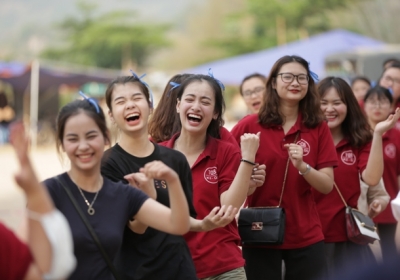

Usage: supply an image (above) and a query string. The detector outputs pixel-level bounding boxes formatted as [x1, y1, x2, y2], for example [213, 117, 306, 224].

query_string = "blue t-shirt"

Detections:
[44, 172, 149, 280]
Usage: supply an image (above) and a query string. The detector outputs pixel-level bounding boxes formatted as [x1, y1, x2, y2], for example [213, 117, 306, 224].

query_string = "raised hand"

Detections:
[124, 173, 157, 199]
[139, 160, 179, 183]
[284, 143, 304, 170]
[240, 132, 260, 163]
[375, 107, 400, 135]
[201, 205, 238, 231]
[9, 121, 38, 194]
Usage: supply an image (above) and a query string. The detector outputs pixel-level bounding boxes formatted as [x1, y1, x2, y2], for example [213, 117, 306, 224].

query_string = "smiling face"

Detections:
[273, 62, 308, 104]
[108, 82, 151, 135]
[176, 80, 218, 136]
[364, 94, 392, 124]
[62, 111, 107, 173]
[241, 77, 265, 113]
[320, 87, 347, 131]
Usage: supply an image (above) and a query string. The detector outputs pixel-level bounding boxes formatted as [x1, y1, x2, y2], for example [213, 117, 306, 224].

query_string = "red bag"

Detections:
[345, 206, 379, 245]
[335, 184, 380, 245]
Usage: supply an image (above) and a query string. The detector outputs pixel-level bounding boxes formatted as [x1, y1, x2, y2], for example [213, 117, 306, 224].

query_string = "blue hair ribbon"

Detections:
[307, 62, 319, 82]
[79, 91, 100, 113]
[207, 68, 225, 91]
[167, 81, 181, 97]
[130, 70, 154, 107]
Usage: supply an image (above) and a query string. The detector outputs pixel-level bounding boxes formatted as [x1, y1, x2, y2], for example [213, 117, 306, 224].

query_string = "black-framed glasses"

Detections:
[277, 73, 309, 85]
[242, 86, 266, 98]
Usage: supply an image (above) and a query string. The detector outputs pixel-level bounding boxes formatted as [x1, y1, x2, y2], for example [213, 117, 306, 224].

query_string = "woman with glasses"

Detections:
[315, 78, 400, 279]
[239, 73, 267, 114]
[364, 86, 400, 264]
[231, 55, 338, 280]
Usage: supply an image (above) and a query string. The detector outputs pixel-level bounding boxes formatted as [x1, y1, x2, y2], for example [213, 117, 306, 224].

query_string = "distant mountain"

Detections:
[0, 0, 200, 59]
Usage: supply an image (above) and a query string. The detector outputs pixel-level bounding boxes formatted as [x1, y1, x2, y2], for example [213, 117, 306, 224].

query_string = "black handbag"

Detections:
[238, 133, 298, 245]
[334, 183, 380, 245]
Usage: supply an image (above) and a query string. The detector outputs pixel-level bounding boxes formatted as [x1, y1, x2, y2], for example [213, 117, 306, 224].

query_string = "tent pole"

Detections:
[30, 59, 39, 148]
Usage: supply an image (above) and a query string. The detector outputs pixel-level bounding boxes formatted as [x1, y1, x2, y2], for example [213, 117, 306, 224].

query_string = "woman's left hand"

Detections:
[368, 199, 383, 218]
[284, 143, 304, 170]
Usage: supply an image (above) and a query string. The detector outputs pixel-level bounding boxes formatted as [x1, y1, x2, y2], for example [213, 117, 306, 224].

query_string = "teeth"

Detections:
[79, 154, 91, 159]
[126, 113, 139, 118]
[188, 114, 202, 120]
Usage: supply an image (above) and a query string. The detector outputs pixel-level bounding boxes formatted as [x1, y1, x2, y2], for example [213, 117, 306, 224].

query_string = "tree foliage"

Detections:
[41, 2, 170, 69]
[212, 0, 365, 56]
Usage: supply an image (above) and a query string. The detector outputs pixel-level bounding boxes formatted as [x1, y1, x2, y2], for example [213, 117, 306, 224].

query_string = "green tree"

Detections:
[41, 1, 170, 69]
[212, 0, 365, 56]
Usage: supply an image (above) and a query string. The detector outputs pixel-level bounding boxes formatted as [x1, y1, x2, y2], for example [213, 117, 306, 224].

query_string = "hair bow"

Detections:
[307, 62, 319, 82]
[167, 81, 181, 97]
[207, 68, 225, 91]
[130, 70, 154, 107]
[79, 91, 100, 113]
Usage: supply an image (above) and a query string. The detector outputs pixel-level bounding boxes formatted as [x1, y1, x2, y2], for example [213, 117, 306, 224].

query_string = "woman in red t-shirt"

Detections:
[158, 73, 261, 279]
[315, 77, 400, 279]
[363, 86, 400, 263]
[231, 55, 338, 280]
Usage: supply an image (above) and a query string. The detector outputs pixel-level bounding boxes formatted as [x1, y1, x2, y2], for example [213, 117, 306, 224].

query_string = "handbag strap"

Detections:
[277, 132, 300, 207]
[333, 182, 348, 207]
[55, 176, 120, 280]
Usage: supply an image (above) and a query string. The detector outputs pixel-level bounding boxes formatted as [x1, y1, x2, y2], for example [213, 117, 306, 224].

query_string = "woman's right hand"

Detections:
[201, 205, 238, 231]
[9, 121, 37, 194]
[240, 132, 260, 162]
[124, 173, 157, 200]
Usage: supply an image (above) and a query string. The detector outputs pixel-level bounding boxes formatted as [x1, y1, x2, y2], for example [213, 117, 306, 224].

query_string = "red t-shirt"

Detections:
[219, 126, 237, 145]
[231, 114, 338, 249]
[0, 223, 33, 280]
[313, 140, 370, 242]
[160, 134, 245, 278]
[374, 128, 400, 224]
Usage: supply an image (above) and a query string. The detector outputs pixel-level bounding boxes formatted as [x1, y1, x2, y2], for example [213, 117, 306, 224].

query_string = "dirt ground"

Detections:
[0, 144, 67, 239]
[1, 144, 399, 261]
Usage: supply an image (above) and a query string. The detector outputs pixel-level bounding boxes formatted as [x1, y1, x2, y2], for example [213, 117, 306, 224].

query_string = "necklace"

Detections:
[77, 187, 99, 215]
[72, 177, 102, 215]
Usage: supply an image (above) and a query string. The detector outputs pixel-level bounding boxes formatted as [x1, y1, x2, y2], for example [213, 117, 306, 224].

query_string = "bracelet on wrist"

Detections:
[241, 159, 256, 166]
[299, 163, 311, 176]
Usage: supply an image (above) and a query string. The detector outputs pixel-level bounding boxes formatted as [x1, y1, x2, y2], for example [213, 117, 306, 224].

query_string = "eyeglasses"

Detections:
[383, 75, 400, 84]
[277, 73, 309, 85]
[242, 86, 265, 98]
[365, 100, 391, 108]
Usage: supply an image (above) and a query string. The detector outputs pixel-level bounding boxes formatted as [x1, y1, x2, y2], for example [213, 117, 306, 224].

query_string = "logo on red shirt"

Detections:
[341, 150, 356, 165]
[395, 122, 400, 131]
[296, 139, 310, 156]
[385, 143, 396, 159]
[204, 167, 218, 184]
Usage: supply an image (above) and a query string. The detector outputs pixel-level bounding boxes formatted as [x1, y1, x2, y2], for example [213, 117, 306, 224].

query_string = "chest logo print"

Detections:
[204, 167, 218, 184]
[385, 143, 396, 159]
[341, 150, 356, 165]
[154, 179, 168, 189]
[296, 139, 310, 156]
[395, 122, 400, 131]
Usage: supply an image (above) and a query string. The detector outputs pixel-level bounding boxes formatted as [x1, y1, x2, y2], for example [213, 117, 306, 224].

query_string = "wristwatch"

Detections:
[299, 163, 311, 176]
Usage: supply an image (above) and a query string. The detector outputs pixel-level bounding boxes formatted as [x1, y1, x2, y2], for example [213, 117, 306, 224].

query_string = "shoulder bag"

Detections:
[237, 132, 299, 245]
[334, 182, 380, 245]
